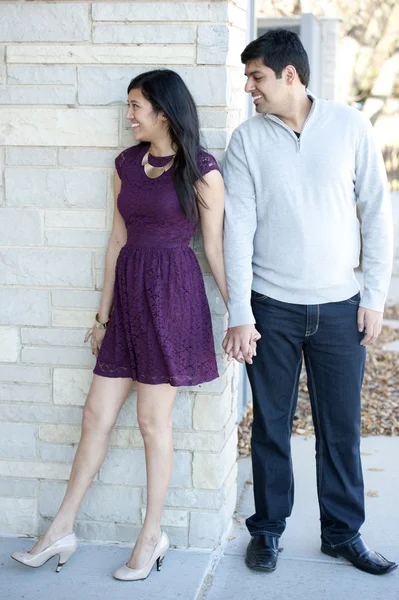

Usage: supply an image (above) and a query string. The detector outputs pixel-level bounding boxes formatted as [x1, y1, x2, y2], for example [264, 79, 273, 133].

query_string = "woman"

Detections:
[11, 69, 231, 581]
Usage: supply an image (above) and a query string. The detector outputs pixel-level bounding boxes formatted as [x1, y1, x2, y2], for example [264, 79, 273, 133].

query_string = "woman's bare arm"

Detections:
[198, 170, 260, 365]
[197, 170, 228, 307]
[85, 169, 127, 355]
[97, 169, 127, 323]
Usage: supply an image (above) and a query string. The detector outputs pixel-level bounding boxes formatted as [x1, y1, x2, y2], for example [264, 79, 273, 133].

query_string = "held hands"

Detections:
[357, 307, 383, 346]
[84, 326, 106, 357]
[222, 324, 261, 365]
[221, 307, 382, 359]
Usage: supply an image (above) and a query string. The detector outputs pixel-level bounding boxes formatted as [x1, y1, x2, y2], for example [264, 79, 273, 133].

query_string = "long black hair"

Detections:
[128, 69, 207, 221]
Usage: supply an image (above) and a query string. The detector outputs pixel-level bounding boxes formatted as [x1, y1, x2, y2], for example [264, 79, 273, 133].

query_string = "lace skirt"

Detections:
[94, 245, 219, 386]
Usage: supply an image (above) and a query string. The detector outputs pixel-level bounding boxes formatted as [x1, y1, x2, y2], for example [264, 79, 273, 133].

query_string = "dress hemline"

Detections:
[93, 367, 219, 388]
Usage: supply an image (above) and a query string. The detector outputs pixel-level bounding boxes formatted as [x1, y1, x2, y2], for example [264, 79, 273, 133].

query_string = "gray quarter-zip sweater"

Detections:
[223, 95, 393, 327]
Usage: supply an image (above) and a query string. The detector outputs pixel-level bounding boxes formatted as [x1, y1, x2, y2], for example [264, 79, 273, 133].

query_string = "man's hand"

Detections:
[222, 324, 260, 364]
[357, 307, 383, 346]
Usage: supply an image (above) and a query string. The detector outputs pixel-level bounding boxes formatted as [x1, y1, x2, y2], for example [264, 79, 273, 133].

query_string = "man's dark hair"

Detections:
[241, 29, 310, 87]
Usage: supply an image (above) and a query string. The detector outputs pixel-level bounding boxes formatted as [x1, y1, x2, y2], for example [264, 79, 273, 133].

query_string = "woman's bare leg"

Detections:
[30, 375, 134, 554]
[127, 382, 177, 569]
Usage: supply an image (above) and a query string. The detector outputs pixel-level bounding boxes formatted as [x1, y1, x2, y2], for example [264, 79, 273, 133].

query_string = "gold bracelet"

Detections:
[94, 313, 109, 330]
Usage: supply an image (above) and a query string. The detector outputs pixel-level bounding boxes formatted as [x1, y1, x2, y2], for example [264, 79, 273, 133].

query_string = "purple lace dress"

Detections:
[93, 143, 220, 386]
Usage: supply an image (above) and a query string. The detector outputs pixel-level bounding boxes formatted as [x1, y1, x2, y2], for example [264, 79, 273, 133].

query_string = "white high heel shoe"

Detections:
[11, 533, 78, 572]
[113, 531, 170, 581]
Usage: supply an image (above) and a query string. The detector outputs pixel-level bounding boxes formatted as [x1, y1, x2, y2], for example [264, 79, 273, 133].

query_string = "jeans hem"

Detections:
[322, 532, 361, 549]
[249, 531, 282, 538]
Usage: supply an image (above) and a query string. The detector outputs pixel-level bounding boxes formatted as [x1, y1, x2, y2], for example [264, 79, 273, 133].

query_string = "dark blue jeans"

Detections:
[246, 290, 366, 548]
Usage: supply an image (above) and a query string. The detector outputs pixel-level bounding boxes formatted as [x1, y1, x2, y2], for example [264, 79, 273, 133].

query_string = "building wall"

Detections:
[0, 0, 247, 549]
[319, 18, 339, 101]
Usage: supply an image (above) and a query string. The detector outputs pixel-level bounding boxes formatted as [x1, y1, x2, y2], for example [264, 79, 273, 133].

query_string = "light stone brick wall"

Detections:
[0, 0, 248, 549]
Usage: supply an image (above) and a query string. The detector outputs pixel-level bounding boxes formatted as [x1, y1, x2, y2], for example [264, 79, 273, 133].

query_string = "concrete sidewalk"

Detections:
[204, 436, 399, 600]
[1, 436, 398, 600]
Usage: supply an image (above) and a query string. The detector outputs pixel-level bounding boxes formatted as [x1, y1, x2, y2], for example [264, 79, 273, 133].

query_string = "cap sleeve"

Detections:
[115, 150, 126, 179]
[197, 150, 220, 177]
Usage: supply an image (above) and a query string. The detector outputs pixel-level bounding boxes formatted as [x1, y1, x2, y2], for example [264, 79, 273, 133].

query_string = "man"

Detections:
[223, 29, 397, 576]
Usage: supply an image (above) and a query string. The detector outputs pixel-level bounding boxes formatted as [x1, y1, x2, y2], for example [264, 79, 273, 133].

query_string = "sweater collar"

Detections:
[263, 90, 318, 124]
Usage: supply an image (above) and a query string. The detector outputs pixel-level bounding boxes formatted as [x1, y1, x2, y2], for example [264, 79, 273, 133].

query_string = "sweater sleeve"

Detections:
[223, 130, 257, 327]
[355, 117, 393, 312]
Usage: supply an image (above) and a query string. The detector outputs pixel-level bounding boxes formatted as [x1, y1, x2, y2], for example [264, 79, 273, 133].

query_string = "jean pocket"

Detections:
[251, 289, 269, 300]
[345, 292, 361, 305]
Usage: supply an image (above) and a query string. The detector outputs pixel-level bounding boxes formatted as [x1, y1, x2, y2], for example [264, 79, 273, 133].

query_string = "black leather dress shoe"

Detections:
[245, 534, 279, 572]
[321, 536, 398, 575]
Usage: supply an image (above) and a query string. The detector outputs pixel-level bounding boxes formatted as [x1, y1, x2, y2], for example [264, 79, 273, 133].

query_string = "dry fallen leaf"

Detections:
[368, 468, 385, 472]
[228, 536, 236, 541]
[385, 305, 399, 320]
[367, 489, 380, 497]
[245, 480, 253, 485]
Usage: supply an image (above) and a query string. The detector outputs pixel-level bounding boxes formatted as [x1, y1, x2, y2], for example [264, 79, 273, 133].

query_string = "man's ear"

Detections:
[285, 65, 297, 85]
